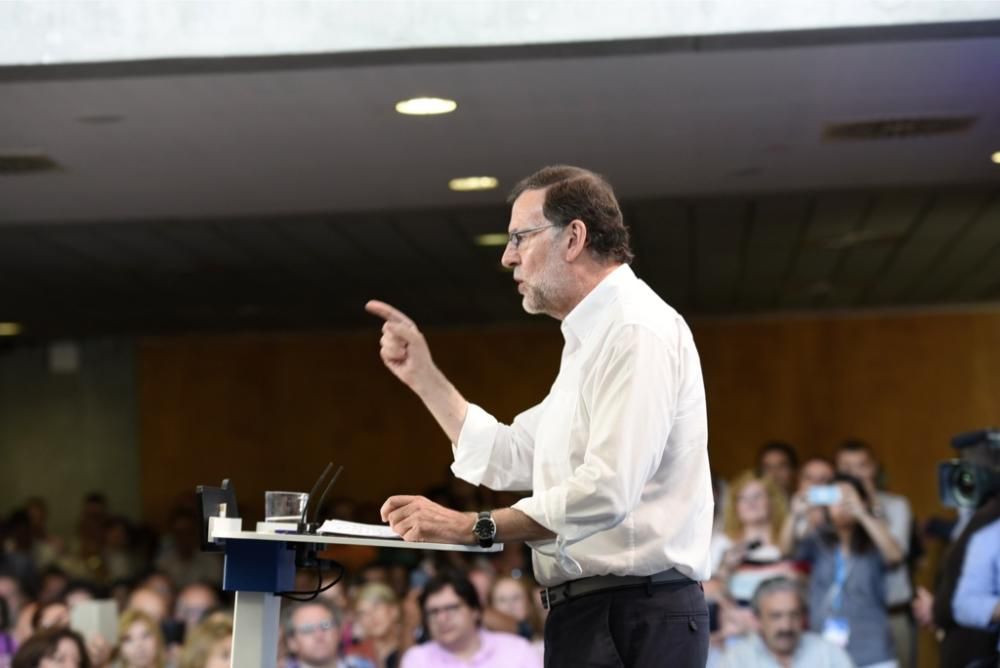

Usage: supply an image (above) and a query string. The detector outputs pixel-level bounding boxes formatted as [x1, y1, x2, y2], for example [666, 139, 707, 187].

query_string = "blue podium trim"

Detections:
[222, 538, 296, 593]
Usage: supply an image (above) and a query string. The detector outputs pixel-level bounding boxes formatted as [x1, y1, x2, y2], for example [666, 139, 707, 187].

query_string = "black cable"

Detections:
[278, 558, 345, 602]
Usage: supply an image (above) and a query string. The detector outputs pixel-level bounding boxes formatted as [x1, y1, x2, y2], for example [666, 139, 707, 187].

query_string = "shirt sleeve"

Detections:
[511, 323, 680, 567]
[952, 522, 1000, 630]
[450, 402, 542, 492]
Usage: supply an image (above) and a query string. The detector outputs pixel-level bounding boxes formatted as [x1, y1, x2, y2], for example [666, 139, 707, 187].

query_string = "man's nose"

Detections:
[501, 244, 518, 268]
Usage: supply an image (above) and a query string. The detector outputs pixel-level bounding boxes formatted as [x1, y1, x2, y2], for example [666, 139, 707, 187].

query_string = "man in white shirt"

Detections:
[368, 165, 714, 667]
[720, 576, 855, 668]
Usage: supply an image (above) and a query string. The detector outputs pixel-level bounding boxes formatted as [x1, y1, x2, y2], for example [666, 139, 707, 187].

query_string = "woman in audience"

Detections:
[488, 576, 544, 657]
[30, 602, 69, 633]
[178, 615, 231, 668]
[13, 627, 91, 668]
[782, 473, 903, 668]
[353, 583, 404, 668]
[116, 609, 165, 668]
[709, 470, 794, 602]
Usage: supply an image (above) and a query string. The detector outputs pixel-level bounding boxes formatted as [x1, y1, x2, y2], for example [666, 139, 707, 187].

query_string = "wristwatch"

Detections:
[472, 511, 497, 548]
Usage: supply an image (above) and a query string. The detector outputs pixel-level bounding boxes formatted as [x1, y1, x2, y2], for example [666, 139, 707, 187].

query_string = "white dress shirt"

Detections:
[452, 264, 713, 586]
[719, 632, 856, 668]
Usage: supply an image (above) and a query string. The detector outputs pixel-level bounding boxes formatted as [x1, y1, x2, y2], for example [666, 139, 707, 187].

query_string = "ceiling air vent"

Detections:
[824, 116, 976, 141]
[0, 150, 60, 174]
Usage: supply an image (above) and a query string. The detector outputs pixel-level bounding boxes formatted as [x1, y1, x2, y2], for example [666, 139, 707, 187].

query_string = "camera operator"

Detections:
[929, 429, 1000, 668]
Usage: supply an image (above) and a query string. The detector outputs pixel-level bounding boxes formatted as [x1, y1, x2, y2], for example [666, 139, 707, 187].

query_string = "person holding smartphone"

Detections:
[782, 474, 903, 668]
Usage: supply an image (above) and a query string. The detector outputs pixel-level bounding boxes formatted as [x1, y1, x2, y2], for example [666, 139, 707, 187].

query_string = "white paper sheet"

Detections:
[318, 519, 401, 540]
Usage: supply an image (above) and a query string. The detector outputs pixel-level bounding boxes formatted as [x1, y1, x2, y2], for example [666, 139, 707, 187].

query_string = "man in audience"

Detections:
[174, 582, 221, 635]
[757, 442, 799, 499]
[284, 598, 373, 668]
[720, 576, 853, 668]
[127, 587, 170, 623]
[155, 508, 222, 588]
[400, 572, 540, 668]
[951, 515, 1000, 664]
[835, 439, 914, 667]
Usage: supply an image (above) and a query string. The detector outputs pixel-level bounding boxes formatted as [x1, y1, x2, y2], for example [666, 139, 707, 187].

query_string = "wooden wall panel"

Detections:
[138, 325, 563, 527]
[139, 308, 1000, 527]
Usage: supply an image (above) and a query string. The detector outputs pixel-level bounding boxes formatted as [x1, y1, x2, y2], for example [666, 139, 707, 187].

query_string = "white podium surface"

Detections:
[208, 517, 502, 667]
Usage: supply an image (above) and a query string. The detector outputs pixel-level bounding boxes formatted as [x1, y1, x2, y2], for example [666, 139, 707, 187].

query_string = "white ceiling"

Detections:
[0, 26, 999, 337]
[1, 27, 999, 226]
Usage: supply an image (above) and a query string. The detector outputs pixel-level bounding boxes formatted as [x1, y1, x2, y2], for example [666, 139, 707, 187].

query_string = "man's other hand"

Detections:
[380, 494, 475, 545]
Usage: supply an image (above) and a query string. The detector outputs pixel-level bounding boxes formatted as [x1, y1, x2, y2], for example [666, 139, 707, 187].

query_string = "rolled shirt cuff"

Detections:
[450, 403, 498, 486]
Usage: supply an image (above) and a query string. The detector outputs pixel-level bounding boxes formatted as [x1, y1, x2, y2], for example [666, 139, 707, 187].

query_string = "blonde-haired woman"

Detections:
[178, 615, 231, 668]
[353, 583, 405, 668]
[116, 609, 165, 668]
[710, 470, 795, 603]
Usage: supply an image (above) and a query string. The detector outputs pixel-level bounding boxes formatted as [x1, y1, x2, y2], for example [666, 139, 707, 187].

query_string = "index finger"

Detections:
[380, 494, 417, 521]
[366, 300, 415, 326]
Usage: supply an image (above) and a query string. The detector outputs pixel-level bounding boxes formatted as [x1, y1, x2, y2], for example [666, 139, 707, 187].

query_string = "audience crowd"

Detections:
[0, 437, 994, 667]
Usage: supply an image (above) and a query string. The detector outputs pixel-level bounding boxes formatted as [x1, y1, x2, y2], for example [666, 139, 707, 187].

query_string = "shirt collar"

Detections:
[560, 264, 634, 348]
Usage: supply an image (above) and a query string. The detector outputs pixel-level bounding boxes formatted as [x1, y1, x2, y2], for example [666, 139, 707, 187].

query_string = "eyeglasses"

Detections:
[425, 602, 466, 621]
[293, 619, 336, 636]
[508, 224, 557, 249]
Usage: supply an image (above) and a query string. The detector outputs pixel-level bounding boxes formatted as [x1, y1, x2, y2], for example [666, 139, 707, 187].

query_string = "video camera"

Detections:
[938, 428, 1000, 508]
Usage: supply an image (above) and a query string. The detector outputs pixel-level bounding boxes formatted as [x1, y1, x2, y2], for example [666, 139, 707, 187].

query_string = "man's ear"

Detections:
[564, 219, 588, 262]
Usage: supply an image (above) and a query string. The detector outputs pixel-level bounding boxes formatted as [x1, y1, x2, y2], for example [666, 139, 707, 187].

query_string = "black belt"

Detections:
[540, 568, 694, 610]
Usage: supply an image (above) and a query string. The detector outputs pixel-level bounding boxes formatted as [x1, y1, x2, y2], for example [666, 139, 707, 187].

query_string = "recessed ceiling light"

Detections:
[475, 233, 509, 247]
[395, 97, 457, 116]
[991, 151, 1000, 164]
[0, 322, 22, 336]
[449, 176, 498, 192]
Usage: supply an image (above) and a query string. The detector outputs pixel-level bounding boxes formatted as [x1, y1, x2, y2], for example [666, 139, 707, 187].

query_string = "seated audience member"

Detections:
[0, 597, 14, 664]
[155, 510, 221, 589]
[178, 615, 231, 668]
[353, 583, 404, 668]
[951, 515, 1000, 665]
[24, 497, 64, 571]
[32, 601, 70, 632]
[13, 627, 91, 668]
[784, 474, 902, 668]
[126, 588, 169, 624]
[835, 440, 915, 667]
[284, 599, 373, 668]
[400, 572, 540, 668]
[0, 572, 27, 630]
[711, 471, 794, 603]
[757, 442, 800, 499]
[3, 511, 38, 588]
[116, 609, 165, 668]
[799, 457, 835, 490]
[720, 576, 853, 668]
[173, 583, 221, 636]
[36, 568, 69, 606]
[487, 576, 544, 653]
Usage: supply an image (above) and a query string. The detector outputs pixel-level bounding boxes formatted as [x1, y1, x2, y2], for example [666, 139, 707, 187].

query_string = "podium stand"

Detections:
[207, 516, 503, 666]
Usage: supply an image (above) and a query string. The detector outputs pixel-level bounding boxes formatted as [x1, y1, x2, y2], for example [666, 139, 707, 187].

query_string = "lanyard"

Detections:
[829, 549, 851, 614]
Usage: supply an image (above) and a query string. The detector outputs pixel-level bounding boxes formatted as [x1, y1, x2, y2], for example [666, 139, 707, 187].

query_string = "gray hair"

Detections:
[750, 576, 806, 615]
[282, 598, 342, 636]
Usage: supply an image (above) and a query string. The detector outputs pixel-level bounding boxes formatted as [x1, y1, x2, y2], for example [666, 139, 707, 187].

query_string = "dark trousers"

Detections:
[543, 580, 709, 668]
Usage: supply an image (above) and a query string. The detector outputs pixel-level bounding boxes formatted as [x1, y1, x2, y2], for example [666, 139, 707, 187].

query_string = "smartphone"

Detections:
[69, 599, 118, 644]
[807, 484, 842, 506]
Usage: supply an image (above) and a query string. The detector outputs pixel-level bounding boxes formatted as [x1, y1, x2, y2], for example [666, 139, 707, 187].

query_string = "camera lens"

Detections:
[952, 466, 978, 505]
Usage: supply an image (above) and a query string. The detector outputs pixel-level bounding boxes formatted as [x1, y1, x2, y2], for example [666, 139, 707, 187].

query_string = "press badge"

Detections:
[822, 617, 850, 647]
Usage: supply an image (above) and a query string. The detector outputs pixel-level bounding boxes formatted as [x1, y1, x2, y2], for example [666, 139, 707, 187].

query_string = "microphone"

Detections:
[297, 462, 344, 535]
